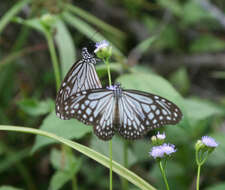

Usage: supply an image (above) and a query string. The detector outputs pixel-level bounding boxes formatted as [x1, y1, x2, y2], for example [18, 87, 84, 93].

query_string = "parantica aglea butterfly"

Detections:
[56, 42, 102, 120]
[56, 82, 182, 141]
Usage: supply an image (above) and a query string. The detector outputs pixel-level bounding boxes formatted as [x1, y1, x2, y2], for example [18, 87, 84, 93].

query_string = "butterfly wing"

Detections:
[62, 89, 116, 140]
[56, 59, 102, 119]
[117, 90, 182, 140]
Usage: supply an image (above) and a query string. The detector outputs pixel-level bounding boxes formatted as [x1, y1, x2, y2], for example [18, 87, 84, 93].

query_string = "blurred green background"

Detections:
[0, 0, 225, 190]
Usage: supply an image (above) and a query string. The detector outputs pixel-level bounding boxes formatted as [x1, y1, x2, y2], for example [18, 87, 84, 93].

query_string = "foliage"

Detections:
[0, 0, 225, 189]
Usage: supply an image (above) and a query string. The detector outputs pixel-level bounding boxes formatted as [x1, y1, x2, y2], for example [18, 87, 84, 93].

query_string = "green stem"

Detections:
[105, 58, 112, 86]
[122, 140, 128, 190]
[109, 140, 113, 190]
[159, 161, 170, 190]
[196, 164, 201, 190]
[45, 30, 61, 91]
[104, 57, 113, 190]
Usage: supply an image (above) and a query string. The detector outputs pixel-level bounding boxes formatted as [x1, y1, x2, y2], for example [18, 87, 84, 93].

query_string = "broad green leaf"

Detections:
[0, 125, 156, 190]
[0, 142, 29, 173]
[184, 98, 224, 122]
[32, 112, 92, 153]
[0, 187, 22, 190]
[182, 0, 213, 25]
[17, 98, 54, 116]
[91, 136, 137, 166]
[50, 148, 80, 171]
[49, 169, 79, 190]
[158, 0, 183, 16]
[169, 67, 190, 95]
[49, 149, 82, 190]
[55, 20, 76, 77]
[0, 0, 30, 34]
[190, 34, 225, 53]
[132, 140, 150, 161]
[205, 183, 225, 190]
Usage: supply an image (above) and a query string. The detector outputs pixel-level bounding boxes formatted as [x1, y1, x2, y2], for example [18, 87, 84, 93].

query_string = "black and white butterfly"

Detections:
[56, 42, 102, 120]
[56, 83, 182, 140]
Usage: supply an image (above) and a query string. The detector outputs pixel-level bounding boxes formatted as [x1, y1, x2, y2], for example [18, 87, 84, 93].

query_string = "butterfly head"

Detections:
[81, 42, 98, 62]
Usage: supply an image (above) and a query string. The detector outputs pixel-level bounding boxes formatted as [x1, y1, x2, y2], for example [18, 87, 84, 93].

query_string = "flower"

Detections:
[156, 132, 166, 140]
[201, 136, 218, 148]
[94, 40, 109, 53]
[94, 40, 112, 59]
[149, 143, 177, 159]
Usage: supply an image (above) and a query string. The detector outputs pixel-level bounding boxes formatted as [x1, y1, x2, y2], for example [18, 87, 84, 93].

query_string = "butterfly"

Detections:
[57, 83, 182, 141]
[56, 42, 102, 120]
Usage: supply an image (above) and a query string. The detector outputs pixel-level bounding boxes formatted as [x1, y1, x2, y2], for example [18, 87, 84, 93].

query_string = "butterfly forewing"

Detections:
[63, 89, 116, 140]
[117, 90, 182, 140]
[55, 48, 102, 120]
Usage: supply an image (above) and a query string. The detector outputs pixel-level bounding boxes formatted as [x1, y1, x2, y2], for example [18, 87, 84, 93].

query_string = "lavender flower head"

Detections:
[94, 40, 109, 53]
[150, 143, 177, 159]
[201, 136, 218, 148]
[156, 132, 166, 140]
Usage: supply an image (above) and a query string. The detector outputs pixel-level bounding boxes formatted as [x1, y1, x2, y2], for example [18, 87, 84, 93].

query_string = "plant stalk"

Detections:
[159, 161, 170, 190]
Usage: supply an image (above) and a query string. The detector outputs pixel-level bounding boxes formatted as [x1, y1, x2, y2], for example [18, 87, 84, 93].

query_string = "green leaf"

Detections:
[205, 183, 225, 190]
[49, 149, 82, 190]
[49, 169, 77, 190]
[132, 140, 150, 161]
[0, 0, 30, 34]
[184, 98, 224, 122]
[182, 0, 213, 25]
[169, 67, 190, 95]
[190, 34, 225, 53]
[0, 125, 156, 190]
[64, 3, 125, 40]
[31, 112, 92, 153]
[158, 0, 183, 16]
[17, 98, 54, 116]
[50, 148, 80, 171]
[62, 12, 124, 57]
[55, 20, 76, 77]
[0, 186, 22, 190]
[91, 136, 137, 166]
[0, 143, 29, 173]
[12, 17, 46, 34]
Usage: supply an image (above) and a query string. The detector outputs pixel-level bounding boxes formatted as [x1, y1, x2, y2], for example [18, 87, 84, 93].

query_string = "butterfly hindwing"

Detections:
[63, 89, 115, 140]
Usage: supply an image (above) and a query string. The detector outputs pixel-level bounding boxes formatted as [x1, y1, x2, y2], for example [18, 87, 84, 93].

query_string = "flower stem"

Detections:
[158, 161, 170, 190]
[122, 140, 128, 190]
[105, 58, 112, 86]
[104, 57, 113, 190]
[45, 30, 61, 91]
[196, 164, 201, 190]
[109, 140, 113, 190]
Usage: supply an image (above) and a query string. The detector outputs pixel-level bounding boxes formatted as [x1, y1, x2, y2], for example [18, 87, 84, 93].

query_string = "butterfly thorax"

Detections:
[112, 83, 123, 99]
[81, 47, 96, 64]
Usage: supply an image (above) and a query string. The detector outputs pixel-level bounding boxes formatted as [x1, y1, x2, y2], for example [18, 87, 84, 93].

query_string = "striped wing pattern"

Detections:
[63, 89, 116, 140]
[59, 88, 182, 140]
[56, 56, 102, 120]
